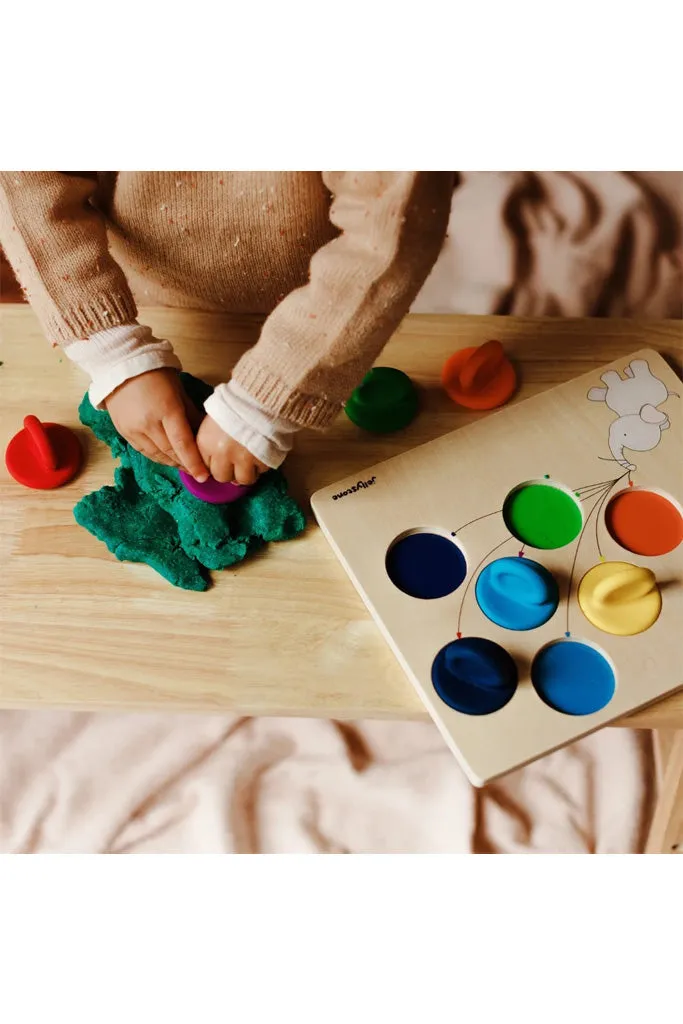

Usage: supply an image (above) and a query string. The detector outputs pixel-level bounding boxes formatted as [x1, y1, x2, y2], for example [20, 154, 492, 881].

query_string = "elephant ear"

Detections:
[629, 360, 652, 378]
[587, 387, 607, 402]
[640, 404, 668, 425]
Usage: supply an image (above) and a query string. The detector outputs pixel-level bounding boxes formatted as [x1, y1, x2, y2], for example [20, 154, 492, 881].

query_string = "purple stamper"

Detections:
[178, 469, 253, 505]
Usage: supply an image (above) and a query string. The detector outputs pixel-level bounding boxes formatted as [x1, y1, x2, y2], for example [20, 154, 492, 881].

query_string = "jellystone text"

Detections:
[332, 477, 377, 500]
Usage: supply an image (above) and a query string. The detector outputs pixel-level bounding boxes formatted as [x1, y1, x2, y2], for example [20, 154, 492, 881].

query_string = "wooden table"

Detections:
[1, 306, 682, 849]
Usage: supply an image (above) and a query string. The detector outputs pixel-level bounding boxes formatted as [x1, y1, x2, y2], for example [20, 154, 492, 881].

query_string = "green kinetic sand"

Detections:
[73, 373, 306, 591]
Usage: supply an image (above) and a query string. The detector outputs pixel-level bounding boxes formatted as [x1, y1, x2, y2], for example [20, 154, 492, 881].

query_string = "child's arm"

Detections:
[0, 172, 137, 342]
[223, 172, 453, 429]
[196, 172, 452, 482]
[0, 172, 207, 479]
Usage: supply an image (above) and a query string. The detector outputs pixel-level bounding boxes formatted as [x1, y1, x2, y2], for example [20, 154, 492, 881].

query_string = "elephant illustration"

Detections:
[587, 359, 676, 471]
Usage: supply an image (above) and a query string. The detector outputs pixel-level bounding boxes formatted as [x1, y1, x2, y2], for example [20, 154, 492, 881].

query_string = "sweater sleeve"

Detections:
[230, 171, 453, 429]
[0, 171, 138, 344]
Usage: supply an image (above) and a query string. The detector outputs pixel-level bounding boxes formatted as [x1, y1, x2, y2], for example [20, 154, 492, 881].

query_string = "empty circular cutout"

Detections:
[605, 489, 683, 557]
[431, 637, 518, 715]
[476, 557, 559, 631]
[386, 532, 467, 599]
[531, 639, 616, 716]
[503, 481, 583, 550]
[578, 560, 661, 636]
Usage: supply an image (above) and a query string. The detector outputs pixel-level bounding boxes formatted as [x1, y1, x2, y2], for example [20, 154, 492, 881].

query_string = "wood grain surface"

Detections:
[1, 305, 682, 726]
[646, 731, 683, 852]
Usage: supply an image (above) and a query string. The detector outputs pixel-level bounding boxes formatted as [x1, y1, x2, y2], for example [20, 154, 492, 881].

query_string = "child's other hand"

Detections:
[105, 368, 209, 481]
[196, 415, 269, 485]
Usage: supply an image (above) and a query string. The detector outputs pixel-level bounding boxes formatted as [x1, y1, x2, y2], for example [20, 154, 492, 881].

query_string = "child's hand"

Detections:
[196, 415, 269, 485]
[105, 368, 209, 481]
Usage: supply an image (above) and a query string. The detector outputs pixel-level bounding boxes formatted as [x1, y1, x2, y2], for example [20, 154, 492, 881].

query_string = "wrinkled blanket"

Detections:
[0, 712, 654, 853]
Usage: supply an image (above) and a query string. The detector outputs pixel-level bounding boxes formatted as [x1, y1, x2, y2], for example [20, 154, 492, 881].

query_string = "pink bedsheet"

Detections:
[413, 171, 681, 318]
[0, 713, 654, 853]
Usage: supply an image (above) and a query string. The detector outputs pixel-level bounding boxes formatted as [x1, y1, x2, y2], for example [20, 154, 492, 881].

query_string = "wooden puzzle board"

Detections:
[311, 349, 683, 785]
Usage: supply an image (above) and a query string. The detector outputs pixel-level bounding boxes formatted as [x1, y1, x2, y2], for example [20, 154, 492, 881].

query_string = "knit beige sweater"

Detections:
[0, 172, 453, 428]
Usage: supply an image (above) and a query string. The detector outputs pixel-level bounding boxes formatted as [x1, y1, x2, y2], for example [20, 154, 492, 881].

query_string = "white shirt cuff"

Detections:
[204, 381, 299, 469]
[65, 324, 182, 409]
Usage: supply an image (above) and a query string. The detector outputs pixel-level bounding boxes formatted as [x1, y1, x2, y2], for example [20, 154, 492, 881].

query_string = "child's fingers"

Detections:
[163, 411, 209, 481]
[130, 432, 177, 468]
[149, 425, 182, 467]
[233, 457, 260, 486]
[209, 456, 236, 484]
